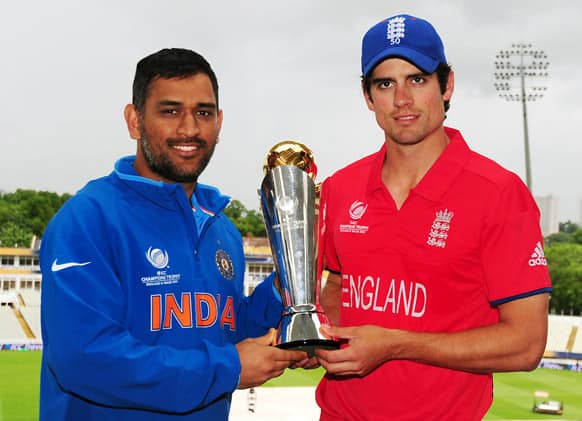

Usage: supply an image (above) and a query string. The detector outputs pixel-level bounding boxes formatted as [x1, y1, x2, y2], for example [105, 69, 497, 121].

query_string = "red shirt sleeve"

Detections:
[480, 174, 552, 305]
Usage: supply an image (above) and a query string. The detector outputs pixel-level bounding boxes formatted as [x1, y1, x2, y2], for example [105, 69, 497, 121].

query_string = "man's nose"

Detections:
[177, 113, 201, 137]
[394, 85, 412, 107]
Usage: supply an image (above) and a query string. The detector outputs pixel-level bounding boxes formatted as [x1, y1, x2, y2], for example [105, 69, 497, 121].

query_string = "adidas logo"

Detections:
[528, 242, 547, 267]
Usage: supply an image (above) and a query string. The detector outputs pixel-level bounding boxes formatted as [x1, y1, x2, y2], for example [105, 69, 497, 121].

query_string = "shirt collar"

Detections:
[366, 143, 387, 196]
[366, 127, 471, 202]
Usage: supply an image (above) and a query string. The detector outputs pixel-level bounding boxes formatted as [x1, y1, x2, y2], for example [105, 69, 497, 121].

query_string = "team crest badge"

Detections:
[426, 209, 454, 248]
[215, 249, 234, 280]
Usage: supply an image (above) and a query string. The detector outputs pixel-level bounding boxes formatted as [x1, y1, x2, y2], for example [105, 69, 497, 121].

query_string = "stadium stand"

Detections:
[19, 289, 41, 307]
[0, 290, 42, 343]
[16, 290, 41, 339]
[0, 305, 28, 340]
[546, 315, 582, 353]
[573, 327, 582, 354]
[19, 306, 41, 339]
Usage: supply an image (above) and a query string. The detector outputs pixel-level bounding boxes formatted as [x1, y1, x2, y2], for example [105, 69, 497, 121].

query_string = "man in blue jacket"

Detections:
[39, 48, 308, 420]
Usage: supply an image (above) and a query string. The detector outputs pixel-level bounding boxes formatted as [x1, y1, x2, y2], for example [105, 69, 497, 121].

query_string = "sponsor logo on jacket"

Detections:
[141, 246, 181, 286]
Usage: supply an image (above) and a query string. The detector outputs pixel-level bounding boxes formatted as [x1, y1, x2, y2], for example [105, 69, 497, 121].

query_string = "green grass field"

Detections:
[0, 351, 41, 421]
[1, 351, 581, 420]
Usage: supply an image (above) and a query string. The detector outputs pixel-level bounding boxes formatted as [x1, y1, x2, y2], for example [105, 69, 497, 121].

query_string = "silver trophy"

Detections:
[259, 141, 339, 357]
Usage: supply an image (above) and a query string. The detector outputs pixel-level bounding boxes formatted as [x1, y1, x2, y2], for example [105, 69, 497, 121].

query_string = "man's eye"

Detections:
[197, 110, 212, 117]
[412, 76, 425, 84]
[378, 81, 392, 89]
[161, 109, 179, 115]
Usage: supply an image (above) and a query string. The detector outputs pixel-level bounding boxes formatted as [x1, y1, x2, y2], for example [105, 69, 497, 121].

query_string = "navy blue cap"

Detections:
[361, 14, 447, 77]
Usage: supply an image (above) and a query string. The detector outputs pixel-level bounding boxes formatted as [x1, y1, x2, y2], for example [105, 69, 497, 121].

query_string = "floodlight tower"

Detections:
[494, 43, 549, 191]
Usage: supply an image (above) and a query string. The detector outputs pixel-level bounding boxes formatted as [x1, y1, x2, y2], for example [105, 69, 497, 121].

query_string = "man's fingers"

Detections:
[266, 328, 278, 346]
[267, 367, 286, 380]
[320, 324, 355, 340]
[290, 356, 320, 369]
[273, 359, 297, 371]
[250, 328, 277, 346]
[316, 346, 352, 364]
[317, 352, 360, 375]
[274, 348, 308, 362]
[237, 338, 308, 389]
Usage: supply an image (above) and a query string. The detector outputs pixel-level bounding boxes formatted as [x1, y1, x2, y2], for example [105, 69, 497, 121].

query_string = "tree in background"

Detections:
[0, 222, 33, 248]
[546, 243, 582, 315]
[545, 221, 582, 315]
[559, 220, 580, 234]
[0, 189, 70, 247]
[546, 220, 582, 245]
[224, 199, 266, 237]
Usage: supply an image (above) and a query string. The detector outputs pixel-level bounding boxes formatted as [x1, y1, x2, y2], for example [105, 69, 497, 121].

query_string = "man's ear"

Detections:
[443, 69, 455, 102]
[124, 104, 141, 140]
[217, 108, 223, 135]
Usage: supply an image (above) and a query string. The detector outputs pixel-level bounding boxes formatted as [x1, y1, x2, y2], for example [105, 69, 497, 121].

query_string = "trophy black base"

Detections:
[277, 338, 340, 358]
[277, 309, 340, 358]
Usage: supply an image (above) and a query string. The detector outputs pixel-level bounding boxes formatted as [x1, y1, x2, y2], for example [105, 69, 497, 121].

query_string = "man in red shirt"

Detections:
[314, 14, 552, 420]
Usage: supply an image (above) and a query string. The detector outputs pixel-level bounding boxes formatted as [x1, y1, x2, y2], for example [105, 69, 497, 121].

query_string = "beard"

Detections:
[138, 123, 216, 183]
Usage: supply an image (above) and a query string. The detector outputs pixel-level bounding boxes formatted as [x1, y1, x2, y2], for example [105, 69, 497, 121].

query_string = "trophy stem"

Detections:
[276, 309, 340, 358]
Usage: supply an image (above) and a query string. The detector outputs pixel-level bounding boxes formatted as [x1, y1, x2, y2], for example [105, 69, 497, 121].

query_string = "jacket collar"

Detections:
[113, 156, 231, 214]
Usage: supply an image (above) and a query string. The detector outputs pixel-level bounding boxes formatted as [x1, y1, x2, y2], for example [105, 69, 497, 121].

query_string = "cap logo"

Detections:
[387, 16, 406, 45]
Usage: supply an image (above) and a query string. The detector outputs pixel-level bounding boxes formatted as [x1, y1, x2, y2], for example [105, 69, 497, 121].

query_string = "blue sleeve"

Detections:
[40, 196, 240, 414]
[235, 272, 283, 342]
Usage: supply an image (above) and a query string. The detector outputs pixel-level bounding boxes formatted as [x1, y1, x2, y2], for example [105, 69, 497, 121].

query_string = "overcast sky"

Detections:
[1, 0, 580, 222]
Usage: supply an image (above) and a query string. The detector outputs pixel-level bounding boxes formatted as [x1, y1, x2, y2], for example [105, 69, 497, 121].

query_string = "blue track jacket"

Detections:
[39, 156, 282, 420]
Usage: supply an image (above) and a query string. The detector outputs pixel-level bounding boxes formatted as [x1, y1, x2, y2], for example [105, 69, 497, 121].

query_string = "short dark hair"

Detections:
[361, 61, 452, 113]
[132, 48, 219, 112]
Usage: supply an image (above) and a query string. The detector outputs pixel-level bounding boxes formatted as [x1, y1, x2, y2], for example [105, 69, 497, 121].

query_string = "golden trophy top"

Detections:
[263, 140, 317, 180]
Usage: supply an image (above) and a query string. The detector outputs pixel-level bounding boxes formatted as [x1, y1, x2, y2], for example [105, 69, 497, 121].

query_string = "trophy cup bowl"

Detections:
[259, 141, 339, 357]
